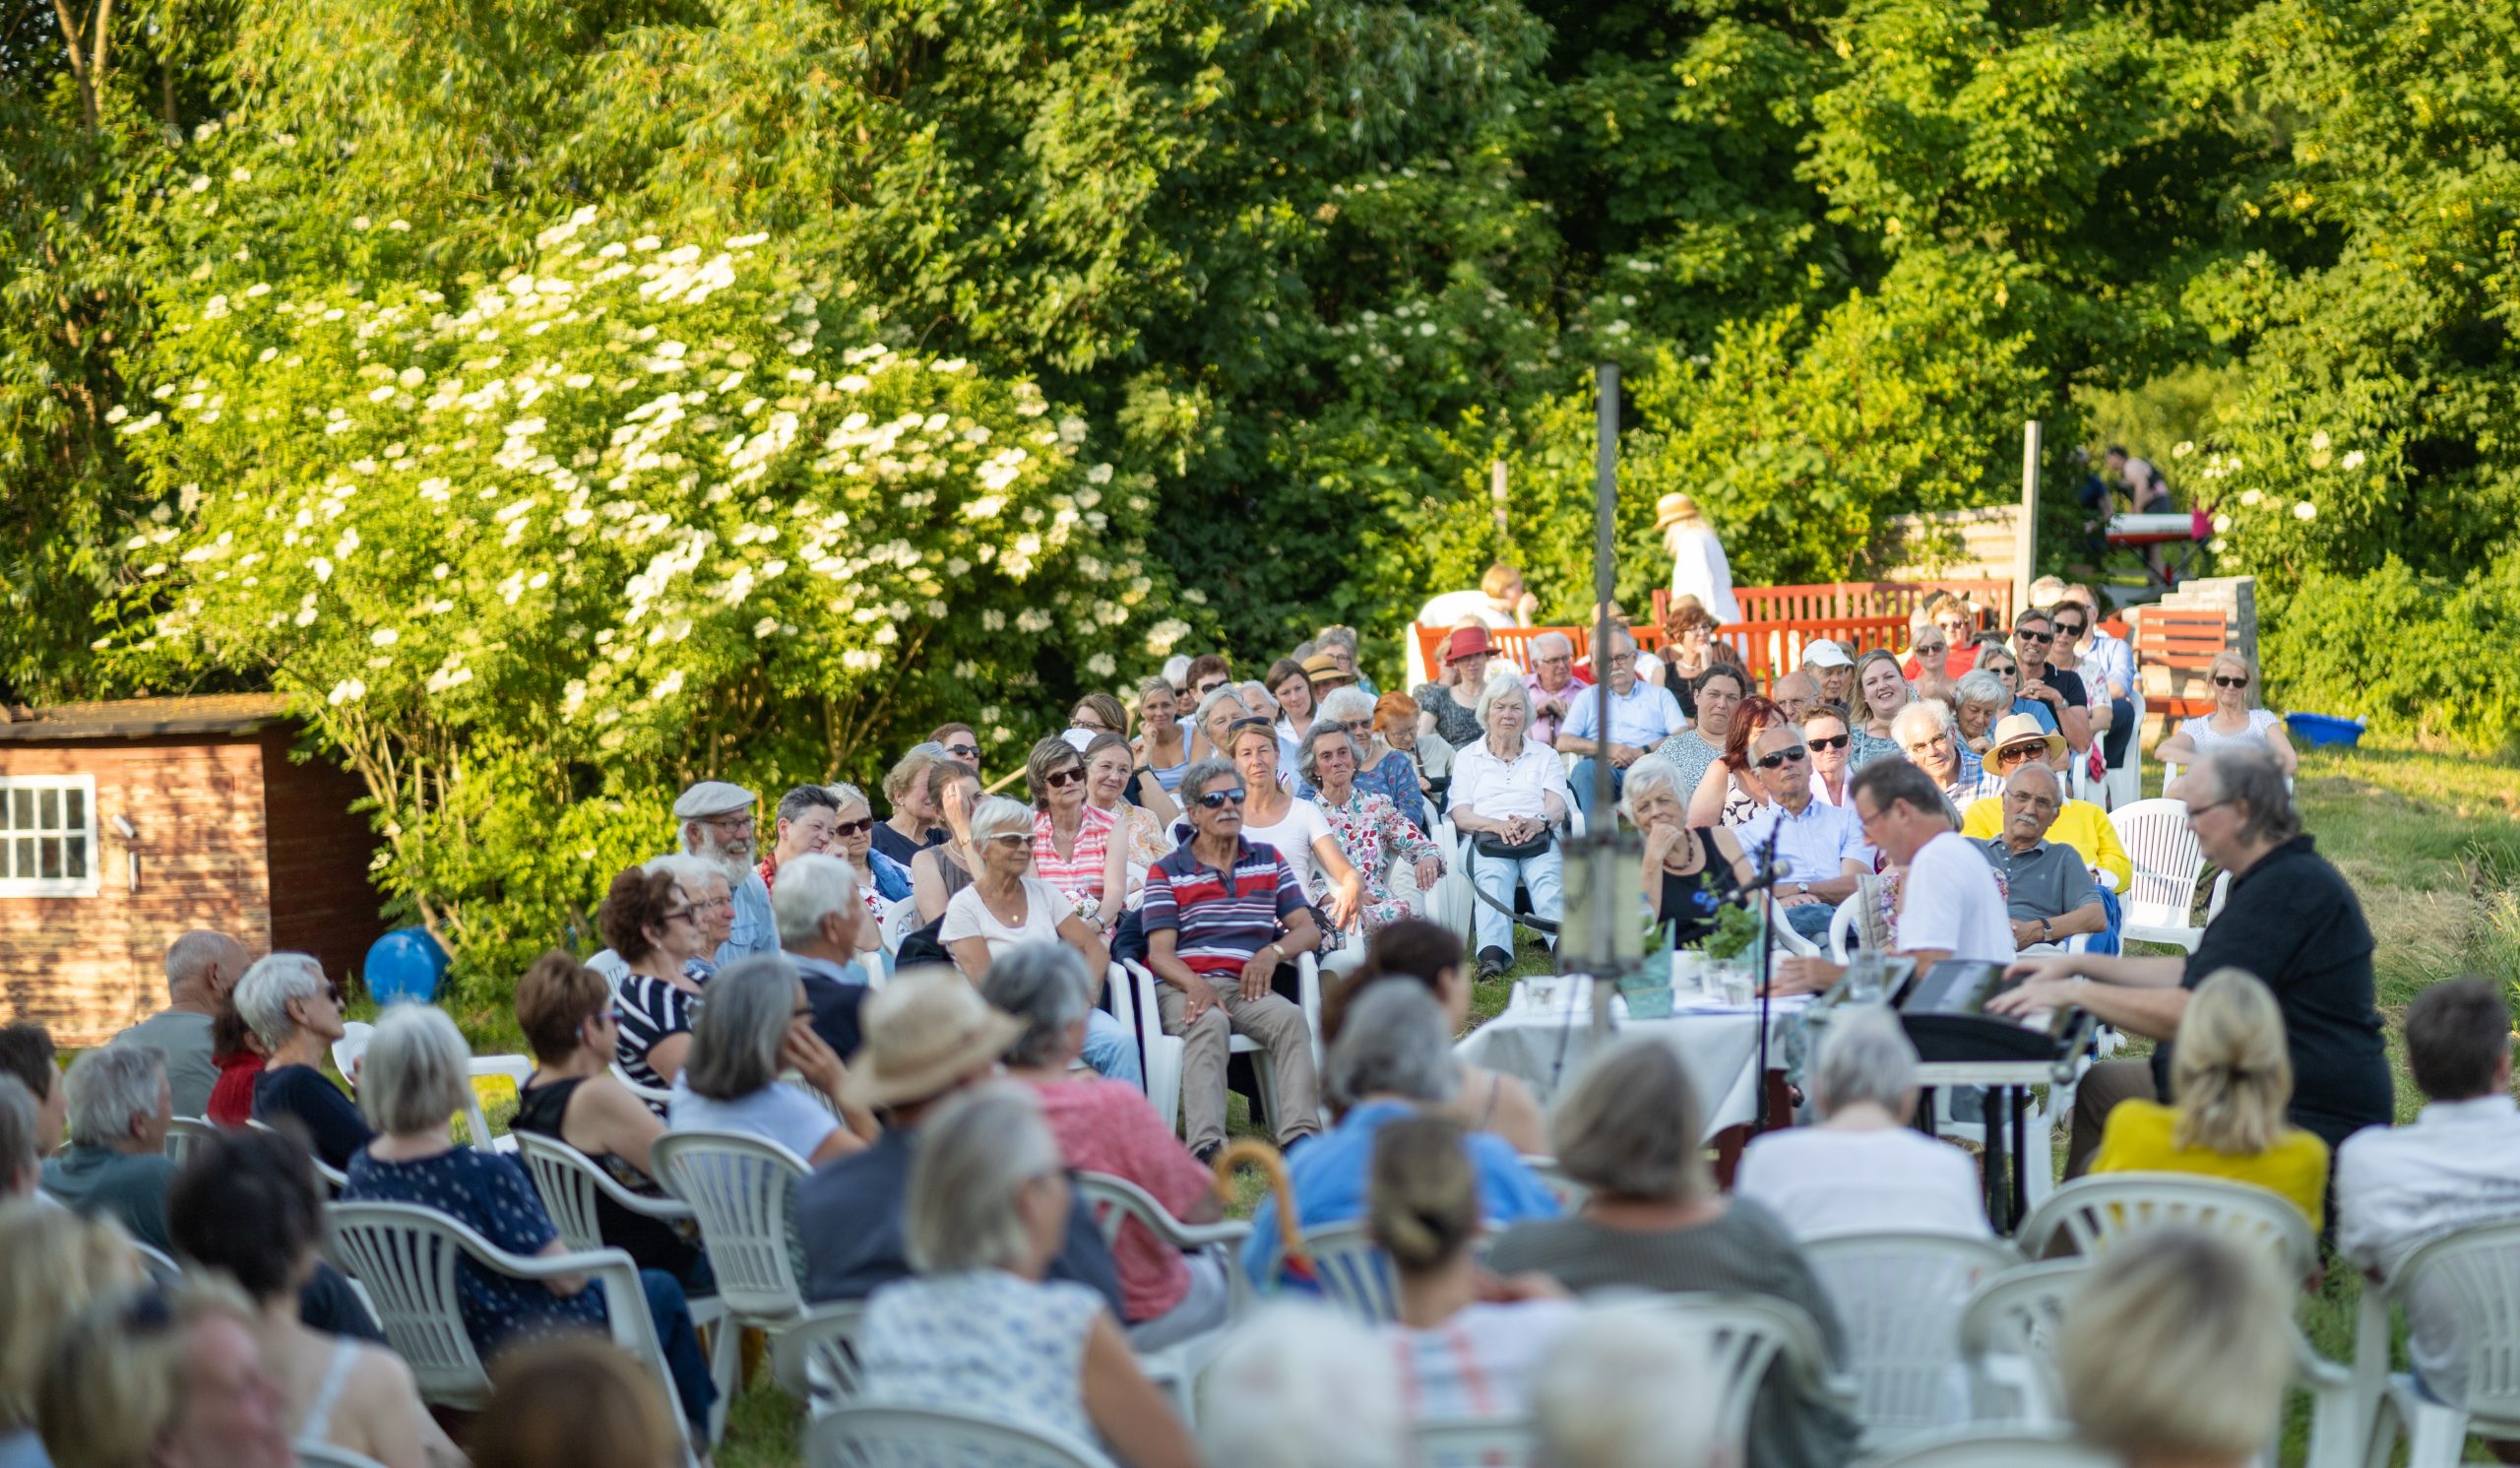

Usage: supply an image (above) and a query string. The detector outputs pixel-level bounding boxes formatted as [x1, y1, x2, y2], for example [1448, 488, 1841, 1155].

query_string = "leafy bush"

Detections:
[2261, 556, 2520, 756]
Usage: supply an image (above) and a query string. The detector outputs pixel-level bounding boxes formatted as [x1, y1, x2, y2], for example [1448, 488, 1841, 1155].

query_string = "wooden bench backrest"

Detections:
[2131, 607, 2233, 719]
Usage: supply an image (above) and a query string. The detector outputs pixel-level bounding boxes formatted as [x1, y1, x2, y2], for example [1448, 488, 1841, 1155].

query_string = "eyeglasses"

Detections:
[2187, 798, 2233, 819]
[2213, 674, 2249, 688]
[985, 832, 1030, 848]
[2053, 620, 2088, 637]
[791, 1004, 815, 1020]
[945, 743, 980, 759]
[1807, 734, 1851, 751]
[1044, 767, 1086, 790]
[703, 813, 755, 831]
[662, 907, 698, 925]
[1073, 718, 1113, 733]
[2014, 628, 2053, 644]
[1196, 787, 1248, 808]
[1197, 680, 1227, 697]
[1754, 746, 1808, 770]
[833, 817, 874, 836]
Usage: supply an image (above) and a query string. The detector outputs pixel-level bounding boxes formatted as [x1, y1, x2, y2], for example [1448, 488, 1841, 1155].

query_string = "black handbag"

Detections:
[1472, 828, 1553, 862]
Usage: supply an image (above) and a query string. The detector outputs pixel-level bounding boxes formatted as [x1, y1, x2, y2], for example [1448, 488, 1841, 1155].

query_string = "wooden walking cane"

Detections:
[1211, 1137, 1310, 1285]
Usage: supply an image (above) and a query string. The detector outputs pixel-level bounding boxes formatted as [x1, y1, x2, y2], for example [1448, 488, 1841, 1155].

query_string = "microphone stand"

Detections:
[1751, 819, 1786, 1131]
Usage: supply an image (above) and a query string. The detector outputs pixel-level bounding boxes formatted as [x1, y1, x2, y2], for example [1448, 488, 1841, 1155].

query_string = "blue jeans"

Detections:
[1471, 843, 1564, 960]
[1083, 1008, 1144, 1089]
[1566, 759, 1623, 820]
[635, 1268, 719, 1443]
[1784, 901, 1837, 943]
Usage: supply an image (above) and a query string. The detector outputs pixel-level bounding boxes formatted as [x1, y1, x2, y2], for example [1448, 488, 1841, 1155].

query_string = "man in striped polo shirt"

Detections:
[1142, 758, 1325, 1163]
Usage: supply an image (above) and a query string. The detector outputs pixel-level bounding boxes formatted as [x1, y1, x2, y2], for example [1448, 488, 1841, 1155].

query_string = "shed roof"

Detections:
[0, 694, 294, 743]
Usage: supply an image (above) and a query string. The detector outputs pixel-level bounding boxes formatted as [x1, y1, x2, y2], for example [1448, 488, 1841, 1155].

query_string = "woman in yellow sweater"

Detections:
[2089, 967, 2331, 1228]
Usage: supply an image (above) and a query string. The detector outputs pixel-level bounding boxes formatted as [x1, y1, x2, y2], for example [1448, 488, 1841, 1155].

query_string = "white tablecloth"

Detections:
[1457, 987, 1815, 1140]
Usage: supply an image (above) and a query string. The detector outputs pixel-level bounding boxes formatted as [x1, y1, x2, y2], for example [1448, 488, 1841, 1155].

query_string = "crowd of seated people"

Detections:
[0, 573, 2470, 1468]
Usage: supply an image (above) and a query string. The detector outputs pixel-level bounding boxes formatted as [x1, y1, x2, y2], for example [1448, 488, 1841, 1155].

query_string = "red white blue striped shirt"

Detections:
[1140, 838, 1306, 978]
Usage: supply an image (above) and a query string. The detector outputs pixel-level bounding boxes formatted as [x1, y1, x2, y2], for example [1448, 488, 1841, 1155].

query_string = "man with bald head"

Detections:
[117, 929, 251, 1117]
[1769, 670, 1819, 725]
[1976, 764, 2106, 952]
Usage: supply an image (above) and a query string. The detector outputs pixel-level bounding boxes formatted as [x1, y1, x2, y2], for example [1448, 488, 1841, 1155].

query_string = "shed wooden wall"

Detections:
[0, 734, 385, 1047]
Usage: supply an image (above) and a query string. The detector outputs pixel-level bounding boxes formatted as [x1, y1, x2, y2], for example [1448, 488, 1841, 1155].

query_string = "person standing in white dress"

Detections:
[1657, 493, 1739, 625]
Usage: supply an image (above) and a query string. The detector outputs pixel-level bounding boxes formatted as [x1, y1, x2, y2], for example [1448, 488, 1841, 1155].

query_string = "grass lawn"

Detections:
[711, 737, 2520, 1468]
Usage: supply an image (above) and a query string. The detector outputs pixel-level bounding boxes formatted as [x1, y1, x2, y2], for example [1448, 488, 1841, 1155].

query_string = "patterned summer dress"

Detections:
[1310, 790, 1443, 936]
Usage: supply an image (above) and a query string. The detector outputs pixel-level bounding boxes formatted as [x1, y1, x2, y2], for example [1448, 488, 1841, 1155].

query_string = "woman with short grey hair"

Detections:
[981, 942, 1229, 1349]
[341, 1004, 723, 1441]
[668, 954, 874, 1167]
[856, 1083, 1202, 1468]
[237, 952, 372, 1172]
[1299, 721, 1443, 946]
[1951, 669, 2010, 756]
[1488, 1037, 1859, 1468]
[1733, 1006, 1991, 1240]
[1448, 672, 1571, 980]
[1533, 1308, 1721, 1468]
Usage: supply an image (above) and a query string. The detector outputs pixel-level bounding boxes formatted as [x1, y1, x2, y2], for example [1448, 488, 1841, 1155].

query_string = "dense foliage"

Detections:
[7, 0, 2519, 983]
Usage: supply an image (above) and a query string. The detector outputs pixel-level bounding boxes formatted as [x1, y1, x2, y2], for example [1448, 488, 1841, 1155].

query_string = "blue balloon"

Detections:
[364, 927, 451, 1005]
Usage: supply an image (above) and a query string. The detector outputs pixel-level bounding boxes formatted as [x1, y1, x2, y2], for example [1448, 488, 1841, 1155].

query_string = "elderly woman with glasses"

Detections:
[1185, 685, 1258, 769]
[1970, 641, 2060, 740]
[1950, 670, 2011, 756]
[1024, 736, 1129, 931]
[1623, 758, 1755, 952]
[1310, 684, 1428, 834]
[236, 952, 373, 1173]
[669, 954, 877, 1168]
[824, 780, 914, 911]
[598, 865, 716, 1094]
[980, 943, 1230, 1350]
[1450, 674, 1572, 979]
[2157, 651, 2296, 799]
[1374, 690, 1452, 814]
[342, 1005, 719, 1443]
[942, 796, 1139, 1087]
[1299, 722, 1443, 944]
[510, 950, 709, 1290]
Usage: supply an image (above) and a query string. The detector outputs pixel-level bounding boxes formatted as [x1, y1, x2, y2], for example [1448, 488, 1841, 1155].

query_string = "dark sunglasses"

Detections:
[1196, 787, 1248, 808]
[2053, 620, 2088, 637]
[1197, 680, 1228, 696]
[1754, 746, 1809, 770]
[944, 743, 980, 759]
[2213, 674, 2249, 688]
[1044, 767, 1086, 789]
[1805, 734, 1851, 751]
[833, 817, 875, 836]
[2014, 628, 2053, 643]
[1227, 716, 1276, 736]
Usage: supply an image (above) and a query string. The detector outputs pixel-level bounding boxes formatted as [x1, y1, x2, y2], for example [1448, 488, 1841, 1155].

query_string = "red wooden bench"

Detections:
[2129, 607, 2231, 720]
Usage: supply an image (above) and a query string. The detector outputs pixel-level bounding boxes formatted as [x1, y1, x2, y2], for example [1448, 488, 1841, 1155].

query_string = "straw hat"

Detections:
[1986, 713, 2067, 764]
[1301, 652, 1353, 686]
[1652, 493, 1703, 532]
[840, 970, 1025, 1111]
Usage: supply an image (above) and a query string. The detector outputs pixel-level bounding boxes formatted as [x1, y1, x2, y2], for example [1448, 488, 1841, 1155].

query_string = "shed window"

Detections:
[0, 776, 98, 896]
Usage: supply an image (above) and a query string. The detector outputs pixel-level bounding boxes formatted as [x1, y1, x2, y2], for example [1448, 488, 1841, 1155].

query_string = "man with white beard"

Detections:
[675, 781, 780, 965]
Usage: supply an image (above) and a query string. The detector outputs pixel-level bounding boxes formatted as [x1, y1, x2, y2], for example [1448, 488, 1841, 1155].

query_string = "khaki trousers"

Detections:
[1158, 981, 1321, 1156]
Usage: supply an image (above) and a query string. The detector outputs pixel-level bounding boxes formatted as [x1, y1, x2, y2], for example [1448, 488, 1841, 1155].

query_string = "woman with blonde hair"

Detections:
[0, 1203, 144, 1466]
[1134, 677, 1193, 794]
[909, 756, 987, 925]
[2059, 1227, 2294, 1468]
[1848, 649, 1913, 769]
[1083, 732, 1176, 872]
[2088, 968, 2331, 1227]
[2156, 650, 2297, 798]
[874, 740, 950, 866]
[1371, 1115, 1575, 1421]
[35, 1280, 296, 1468]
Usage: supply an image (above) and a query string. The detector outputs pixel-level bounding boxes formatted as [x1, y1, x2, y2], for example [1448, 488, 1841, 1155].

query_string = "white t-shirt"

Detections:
[1733, 1126, 1993, 1241]
[1899, 831, 2015, 963]
[939, 877, 1071, 954]
[668, 1076, 839, 1162]
[1241, 801, 1334, 894]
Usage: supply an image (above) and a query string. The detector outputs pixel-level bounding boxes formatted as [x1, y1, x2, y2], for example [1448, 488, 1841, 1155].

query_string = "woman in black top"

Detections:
[509, 950, 711, 1293]
[1624, 757, 1755, 949]
[234, 952, 374, 1173]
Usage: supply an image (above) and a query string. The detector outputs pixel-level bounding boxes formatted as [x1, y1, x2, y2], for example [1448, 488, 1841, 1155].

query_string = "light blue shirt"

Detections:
[1560, 678, 1686, 751]
[1241, 1100, 1561, 1286]
[2082, 630, 2135, 701]
[718, 868, 780, 967]
[1734, 795, 1870, 886]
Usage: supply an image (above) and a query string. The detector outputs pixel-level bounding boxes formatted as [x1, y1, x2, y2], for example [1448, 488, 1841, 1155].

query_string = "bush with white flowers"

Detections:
[104, 206, 1181, 998]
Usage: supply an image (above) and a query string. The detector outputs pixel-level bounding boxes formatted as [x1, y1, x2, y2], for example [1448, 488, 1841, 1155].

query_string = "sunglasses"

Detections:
[1197, 680, 1227, 697]
[985, 832, 1030, 848]
[1044, 767, 1086, 789]
[1994, 743, 2045, 763]
[2053, 621, 2088, 637]
[833, 817, 875, 837]
[2014, 628, 2052, 642]
[1806, 734, 1851, 751]
[1227, 716, 1276, 736]
[1196, 787, 1248, 808]
[2213, 674, 2249, 688]
[945, 743, 980, 759]
[1754, 746, 1808, 770]
[662, 907, 698, 925]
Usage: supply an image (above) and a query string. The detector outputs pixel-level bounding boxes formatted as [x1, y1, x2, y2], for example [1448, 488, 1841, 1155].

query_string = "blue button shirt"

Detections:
[1241, 1100, 1561, 1286]
[1734, 796, 1870, 886]
[1560, 679, 1686, 752]
[718, 868, 780, 967]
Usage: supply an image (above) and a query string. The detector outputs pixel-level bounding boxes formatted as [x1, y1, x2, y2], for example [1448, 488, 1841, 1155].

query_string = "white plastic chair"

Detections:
[330, 1021, 376, 1087]
[247, 1117, 348, 1191]
[2353, 1217, 2520, 1467]
[1121, 957, 1296, 1138]
[1615, 1293, 1854, 1461]
[1804, 1232, 2022, 1448]
[1415, 1416, 1534, 1466]
[610, 1061, 678, 1111]
[164, 1115, 220, 1166]
[1075, 1171, 1250, 1423]
[2016, 1173, 2317, 1282]
[1866, 1426, 2115, 1468]
[325, 1199, 692, 1457]
[1957, 1258, 2088, 1424]
[773, 1300, 871, 1412]
[806, 1403, 1120, 1468]
[2100, 685, 2145, 811]
[1251, 1218, 1398, 1322]
[513, 1132, 736, 1436]
[877, 896, 922, 958]
[2109, 798, 2211, 951]
[647, 1129, 812, 1328]
[1827, 891, 1863, 963]
[132, 1238, 186, 1284]
[461, 1053, 534, 1154]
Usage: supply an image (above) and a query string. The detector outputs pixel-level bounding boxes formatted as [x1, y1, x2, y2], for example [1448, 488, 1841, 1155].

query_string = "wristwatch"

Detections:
[2039, 918, 2053, 940]
[1796, 882, 1810, 897]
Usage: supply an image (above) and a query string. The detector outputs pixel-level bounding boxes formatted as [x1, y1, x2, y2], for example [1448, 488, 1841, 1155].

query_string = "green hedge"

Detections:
[2261, 556, 2520, 757]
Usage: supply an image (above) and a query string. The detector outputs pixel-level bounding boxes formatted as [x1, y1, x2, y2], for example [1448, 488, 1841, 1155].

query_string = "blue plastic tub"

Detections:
[2284, 713, 2365, 748]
